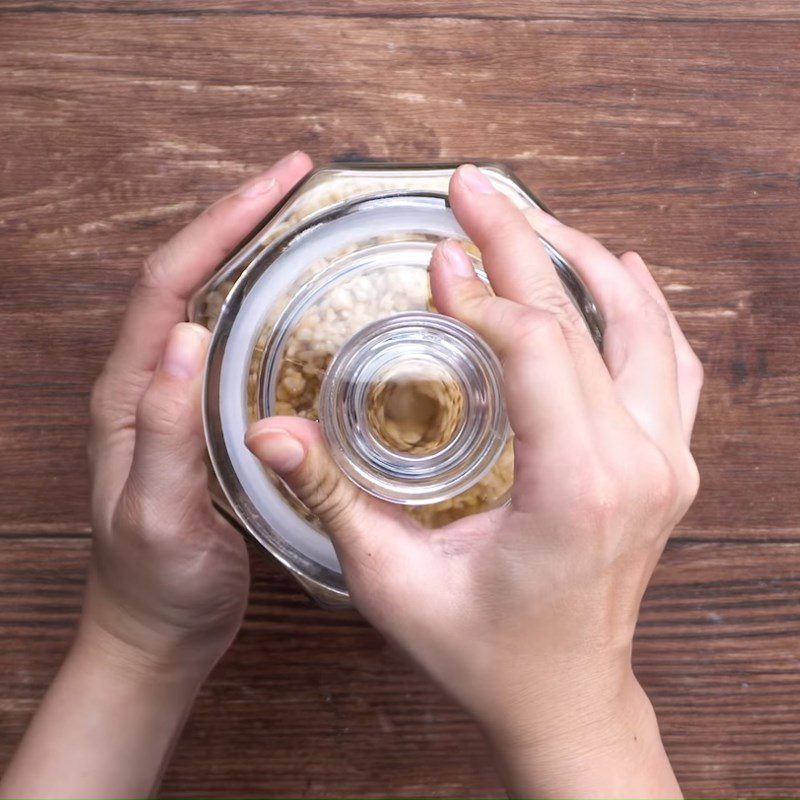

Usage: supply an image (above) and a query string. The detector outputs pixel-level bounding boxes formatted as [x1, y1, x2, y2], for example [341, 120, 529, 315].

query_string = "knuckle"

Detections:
[528, 275, 584, 326]
[680, 350, 705, 389]
[529, 275, 578, 323]
[456, 282, 492, 317]
[568, 458, 624, 522]
[89, 369, 141, 431]
[136, 383, 188, 436]
[553, 299, 590, 340]
[512, 307, 563, 351]
[638, 449, 681, 513]
[645, 296, 672, 338]
[139, 250, 168, 292]
[113, 476, 205, 549]
[678, 452, 701, 508]
[649, 466, 680, 513]
[91, 368, 148, 433]
[294, 465, 353, 531]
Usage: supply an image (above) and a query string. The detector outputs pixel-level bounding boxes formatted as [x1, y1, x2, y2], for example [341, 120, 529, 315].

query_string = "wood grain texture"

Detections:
[3, 1, 800, 21]
[1, 4, 799, 797]
[0, 536, 798, 797]
[2, 14, 799, 534]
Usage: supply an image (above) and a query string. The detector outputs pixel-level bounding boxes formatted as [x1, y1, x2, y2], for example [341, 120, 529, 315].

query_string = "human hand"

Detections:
[83, 150, 314, 676]
[1, 152, 317, 800]
[245, 164, 702, 797]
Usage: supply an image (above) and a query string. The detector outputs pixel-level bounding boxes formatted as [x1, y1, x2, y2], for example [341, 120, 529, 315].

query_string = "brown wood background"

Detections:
[1, 1, 799, 797]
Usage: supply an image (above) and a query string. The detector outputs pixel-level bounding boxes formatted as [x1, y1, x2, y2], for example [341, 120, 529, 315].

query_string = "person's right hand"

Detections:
[245, 164, 702, 798]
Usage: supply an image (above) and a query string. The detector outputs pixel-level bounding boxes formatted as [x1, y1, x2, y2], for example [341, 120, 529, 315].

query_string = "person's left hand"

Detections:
[83, 151, 315, 674]
[0, 153, 317, 800]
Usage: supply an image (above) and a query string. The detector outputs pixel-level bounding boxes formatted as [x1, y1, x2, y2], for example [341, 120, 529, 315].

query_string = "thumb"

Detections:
[245, 416, 413, 568]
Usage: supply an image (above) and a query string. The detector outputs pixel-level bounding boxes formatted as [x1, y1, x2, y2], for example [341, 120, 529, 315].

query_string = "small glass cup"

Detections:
[191, 163, 603, 607]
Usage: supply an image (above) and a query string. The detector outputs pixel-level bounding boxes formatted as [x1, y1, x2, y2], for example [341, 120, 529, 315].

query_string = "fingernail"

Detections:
[239, 176, 278, 199]
[458, 164, 494, 194]
[441, 239, 475, 278]
[246, 427, 305, 473]
[161, 324, 206, 380]
[238, 151, 305, 198]
[275, 149, 303, 168]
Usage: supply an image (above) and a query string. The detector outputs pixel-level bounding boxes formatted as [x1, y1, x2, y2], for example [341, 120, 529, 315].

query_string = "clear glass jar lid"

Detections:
[320, 311, 509, 505]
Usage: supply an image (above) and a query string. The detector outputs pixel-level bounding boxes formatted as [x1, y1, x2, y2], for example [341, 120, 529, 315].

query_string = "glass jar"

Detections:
[191, 163, 603, 607]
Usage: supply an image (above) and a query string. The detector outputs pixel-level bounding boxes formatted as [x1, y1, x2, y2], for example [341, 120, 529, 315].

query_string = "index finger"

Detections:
[447, 165, 614, 405]
[448, 165, 589, 337]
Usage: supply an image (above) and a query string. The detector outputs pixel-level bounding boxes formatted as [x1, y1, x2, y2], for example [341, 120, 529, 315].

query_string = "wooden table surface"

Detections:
[1, 2, 799, 797]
